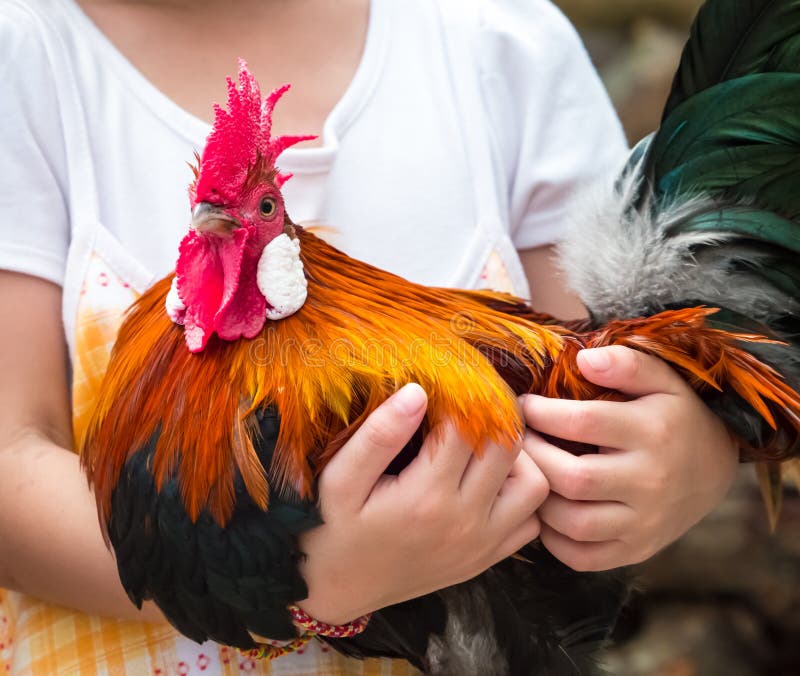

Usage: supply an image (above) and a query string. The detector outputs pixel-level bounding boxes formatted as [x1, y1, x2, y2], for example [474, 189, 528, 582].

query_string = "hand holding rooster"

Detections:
[525, 346, 739, 572]
[299, 383, 547, 625]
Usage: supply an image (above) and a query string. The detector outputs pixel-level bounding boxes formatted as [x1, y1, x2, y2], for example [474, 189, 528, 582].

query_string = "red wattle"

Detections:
[214, 238, 267, 342]
[176, 228, 266, 352]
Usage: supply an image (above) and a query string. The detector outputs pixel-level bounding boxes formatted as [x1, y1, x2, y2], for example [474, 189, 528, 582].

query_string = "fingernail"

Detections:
[392, 383, 427, 415]
[581, 348, 611, 371]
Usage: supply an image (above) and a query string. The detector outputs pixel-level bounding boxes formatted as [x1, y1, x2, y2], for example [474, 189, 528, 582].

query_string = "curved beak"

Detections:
[191, 202, 241, 234]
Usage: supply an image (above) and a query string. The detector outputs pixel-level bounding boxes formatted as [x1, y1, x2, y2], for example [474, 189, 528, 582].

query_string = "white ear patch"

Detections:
[257, 233, 308, 321]
[165, 276, 186, 324]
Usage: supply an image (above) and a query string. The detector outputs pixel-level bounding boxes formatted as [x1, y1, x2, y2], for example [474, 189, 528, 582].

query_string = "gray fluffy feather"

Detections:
[557, 151, 799, 326]
[425, 586, 508, 676]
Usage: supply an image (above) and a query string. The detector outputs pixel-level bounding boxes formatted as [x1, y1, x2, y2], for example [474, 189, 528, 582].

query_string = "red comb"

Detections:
[191, 60, 316, 206]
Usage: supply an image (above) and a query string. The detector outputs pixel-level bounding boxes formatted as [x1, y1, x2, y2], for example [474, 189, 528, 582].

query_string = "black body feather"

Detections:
[112, 407, 626, 674]
[110, 409, 321, 647]
[330, 548, 626, 676]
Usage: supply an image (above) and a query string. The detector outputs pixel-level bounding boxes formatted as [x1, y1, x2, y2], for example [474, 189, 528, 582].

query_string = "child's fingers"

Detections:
[537, 493, 633, 543]
[320, 383, 428, 511]
[409, 421, 481, 490]
[489, 448, 549, 529]
[458, 440, 521, 505]
[522, 431, 625, 502]
[540, 524, 626, 573]
[576, 346, 687, 398]
[522, 394, 643, 450]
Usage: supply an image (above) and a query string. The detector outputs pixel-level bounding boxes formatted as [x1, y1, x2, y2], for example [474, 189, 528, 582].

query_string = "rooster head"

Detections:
[168, 60, 316, 353]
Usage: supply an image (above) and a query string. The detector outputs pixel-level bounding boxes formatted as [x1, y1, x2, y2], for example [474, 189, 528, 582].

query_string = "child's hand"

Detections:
[297, 383, 548, 624]
[522, 345, 739, 572]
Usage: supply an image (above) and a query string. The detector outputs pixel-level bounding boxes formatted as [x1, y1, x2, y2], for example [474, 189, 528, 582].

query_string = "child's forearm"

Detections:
[0, 430, 165, 624]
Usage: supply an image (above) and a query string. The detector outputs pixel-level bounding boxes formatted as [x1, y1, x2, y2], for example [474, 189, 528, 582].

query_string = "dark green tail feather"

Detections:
[663, 0, 800, 119]
[651, 73, 800, 205]
[674, 209, 800, 254]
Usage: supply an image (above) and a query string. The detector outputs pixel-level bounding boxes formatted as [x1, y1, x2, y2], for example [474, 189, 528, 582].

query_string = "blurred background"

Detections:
[551, 2, 800, 674]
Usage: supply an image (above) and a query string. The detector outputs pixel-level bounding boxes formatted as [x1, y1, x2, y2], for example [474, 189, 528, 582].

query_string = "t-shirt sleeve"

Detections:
[0, 6, 70, 286]
[477, 0, 629, 250]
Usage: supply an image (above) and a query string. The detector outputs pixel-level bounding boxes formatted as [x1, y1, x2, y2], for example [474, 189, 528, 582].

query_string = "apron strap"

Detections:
[46, 1, 105, 358]
[435, 0, 531, 296]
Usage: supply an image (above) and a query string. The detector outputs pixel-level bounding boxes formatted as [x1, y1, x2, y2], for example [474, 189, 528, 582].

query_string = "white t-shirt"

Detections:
[0, 0, 626, 343]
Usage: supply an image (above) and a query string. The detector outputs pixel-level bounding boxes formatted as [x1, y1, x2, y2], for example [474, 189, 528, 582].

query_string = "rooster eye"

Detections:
[259, 197, 277, 218]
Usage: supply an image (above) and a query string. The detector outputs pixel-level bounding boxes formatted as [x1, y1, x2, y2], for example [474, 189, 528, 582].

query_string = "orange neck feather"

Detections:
[81, 229, 564, 526]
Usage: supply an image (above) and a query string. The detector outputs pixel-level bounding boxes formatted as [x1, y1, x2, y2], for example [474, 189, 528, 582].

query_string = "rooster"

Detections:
[81, 1, 800, 673]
